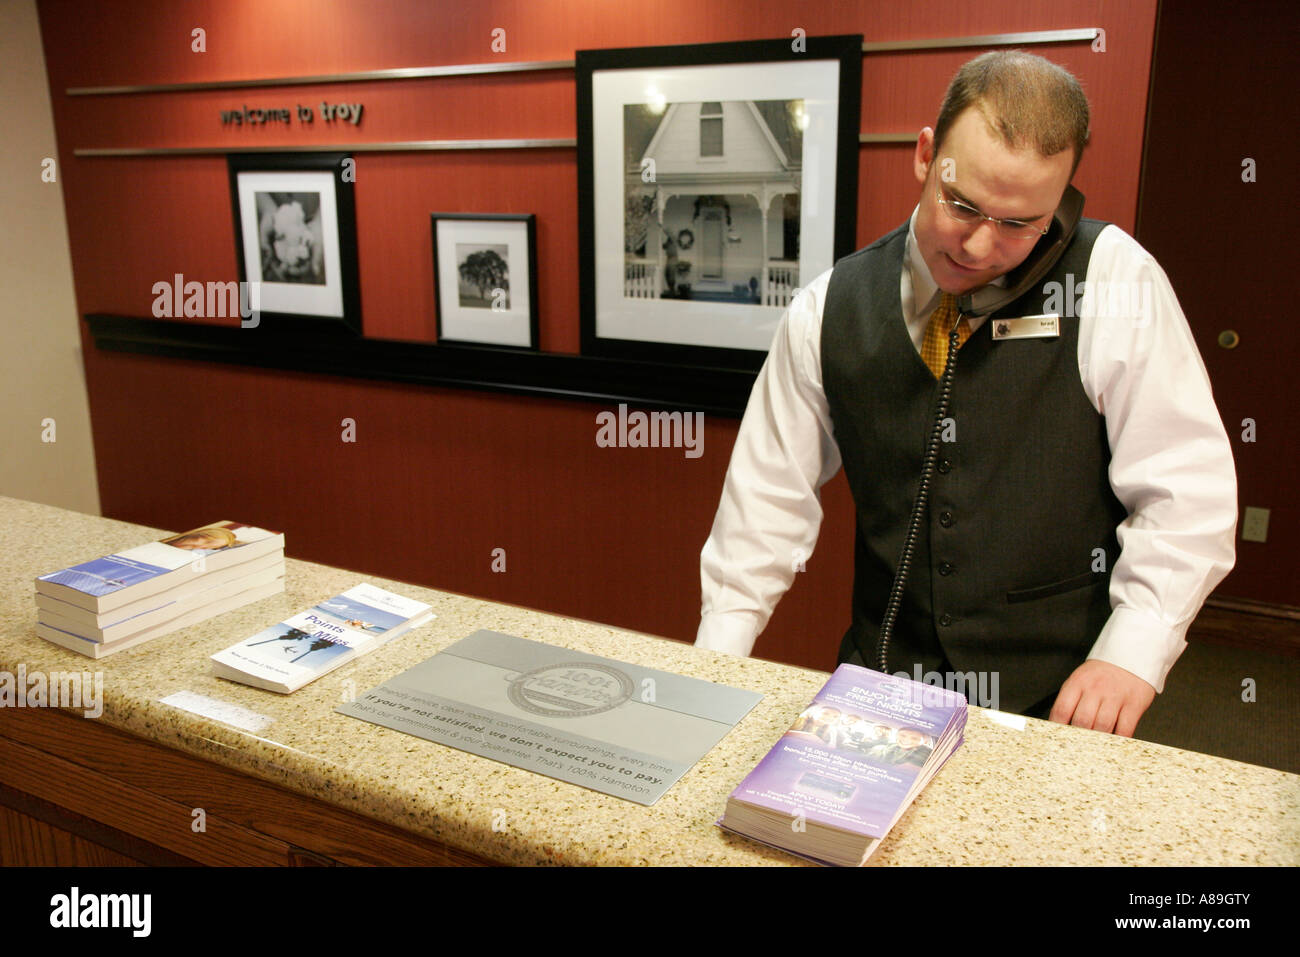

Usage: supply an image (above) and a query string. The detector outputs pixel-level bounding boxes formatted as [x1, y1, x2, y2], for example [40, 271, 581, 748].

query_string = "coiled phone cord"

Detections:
[875, 320, 963, 673]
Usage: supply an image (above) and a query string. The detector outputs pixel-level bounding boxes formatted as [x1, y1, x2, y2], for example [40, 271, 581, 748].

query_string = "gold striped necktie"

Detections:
[920, 292, 972, 378]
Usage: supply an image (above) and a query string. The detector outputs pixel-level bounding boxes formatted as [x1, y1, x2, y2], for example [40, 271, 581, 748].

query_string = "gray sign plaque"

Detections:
[337, 630, 763, 805]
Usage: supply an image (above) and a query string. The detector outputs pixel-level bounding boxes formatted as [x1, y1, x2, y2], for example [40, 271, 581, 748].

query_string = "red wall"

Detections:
[37, 0, 1171, 672]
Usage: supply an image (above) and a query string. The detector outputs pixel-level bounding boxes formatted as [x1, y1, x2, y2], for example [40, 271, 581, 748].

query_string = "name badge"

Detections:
[991, 314, 1060, 340]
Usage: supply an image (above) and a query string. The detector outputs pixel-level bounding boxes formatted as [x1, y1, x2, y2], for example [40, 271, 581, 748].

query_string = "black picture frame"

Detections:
[576, 35, 862, 372]
[431, 213, 539, 350]
[227, 152, 361, 334]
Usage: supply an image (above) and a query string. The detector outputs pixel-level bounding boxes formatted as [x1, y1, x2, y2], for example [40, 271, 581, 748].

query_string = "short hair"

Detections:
[933, 51, 1091, 177]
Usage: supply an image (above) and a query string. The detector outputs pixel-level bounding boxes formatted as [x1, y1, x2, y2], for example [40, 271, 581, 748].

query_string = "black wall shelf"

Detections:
[85, 314, 758, 418]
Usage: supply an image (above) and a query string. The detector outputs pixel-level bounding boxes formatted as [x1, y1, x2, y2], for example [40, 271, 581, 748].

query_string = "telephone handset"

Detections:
[869, 185, 1086, 674]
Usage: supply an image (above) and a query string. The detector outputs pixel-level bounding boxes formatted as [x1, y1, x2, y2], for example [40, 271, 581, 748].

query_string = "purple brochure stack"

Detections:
[721, 663, 967, 866]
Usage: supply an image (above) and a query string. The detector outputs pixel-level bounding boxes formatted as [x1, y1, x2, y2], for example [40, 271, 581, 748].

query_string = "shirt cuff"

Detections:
[695, 612, 761, 657]
[1087, 605, 1188, 693]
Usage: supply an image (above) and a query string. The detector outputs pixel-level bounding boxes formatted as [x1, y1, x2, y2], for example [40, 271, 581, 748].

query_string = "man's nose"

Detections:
[960, 220, 999, 262]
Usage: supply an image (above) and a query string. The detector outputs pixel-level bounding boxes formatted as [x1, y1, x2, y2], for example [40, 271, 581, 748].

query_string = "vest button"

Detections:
[939, 510, 954, 527]
[937, 458, 952, 474]
[939, 614, 953, 627]
[938, 562, 955, 576]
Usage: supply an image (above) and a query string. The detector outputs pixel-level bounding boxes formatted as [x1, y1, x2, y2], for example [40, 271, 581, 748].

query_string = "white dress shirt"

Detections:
[696, 210, 1238, 693]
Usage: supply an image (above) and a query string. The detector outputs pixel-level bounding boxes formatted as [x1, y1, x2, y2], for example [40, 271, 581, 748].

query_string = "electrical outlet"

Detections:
[1241, 507, 1270, 543]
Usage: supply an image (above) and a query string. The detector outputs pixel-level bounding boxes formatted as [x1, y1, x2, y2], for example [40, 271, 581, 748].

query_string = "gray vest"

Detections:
[821, 219, 1126, 713]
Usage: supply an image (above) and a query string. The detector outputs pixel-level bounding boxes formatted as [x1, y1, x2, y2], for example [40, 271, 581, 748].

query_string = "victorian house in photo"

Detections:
[624, 99, 803, 307]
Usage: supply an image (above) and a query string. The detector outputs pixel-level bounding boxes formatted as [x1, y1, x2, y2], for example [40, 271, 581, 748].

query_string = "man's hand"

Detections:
[1049, 659, 1156, 737]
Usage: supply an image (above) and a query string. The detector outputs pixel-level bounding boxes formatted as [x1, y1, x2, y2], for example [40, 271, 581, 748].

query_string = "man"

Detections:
[792, 703, 840, 738]
[867, 728, 934, 768]
[838, 715, 874, 753]
[695, 51, 1237, 736]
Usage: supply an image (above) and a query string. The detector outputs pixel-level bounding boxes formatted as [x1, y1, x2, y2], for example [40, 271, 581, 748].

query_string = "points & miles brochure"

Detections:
[211, 583, 434, 693]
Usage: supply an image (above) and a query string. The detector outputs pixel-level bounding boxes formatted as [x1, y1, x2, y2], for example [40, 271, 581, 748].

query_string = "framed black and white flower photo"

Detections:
[431, 213, 538, 350]
[577, 35, 861, 371]
[228, 152, 361, 333]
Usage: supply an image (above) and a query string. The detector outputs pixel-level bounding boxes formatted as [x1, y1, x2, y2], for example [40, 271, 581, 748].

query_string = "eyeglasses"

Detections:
[935, 185, 1050, 242]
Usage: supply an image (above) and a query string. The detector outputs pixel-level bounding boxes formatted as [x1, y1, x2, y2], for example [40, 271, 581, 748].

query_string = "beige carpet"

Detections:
[1134, 638, 1300, 774]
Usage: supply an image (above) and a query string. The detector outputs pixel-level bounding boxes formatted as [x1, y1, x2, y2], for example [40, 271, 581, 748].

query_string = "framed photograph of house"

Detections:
[227, 152, 361, 333]
[577, 36, 861, 371]
[431, 213, 538, 350]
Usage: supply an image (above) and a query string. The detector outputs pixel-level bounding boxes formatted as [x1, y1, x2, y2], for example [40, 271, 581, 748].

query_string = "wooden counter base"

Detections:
[0, 705, 493, 866]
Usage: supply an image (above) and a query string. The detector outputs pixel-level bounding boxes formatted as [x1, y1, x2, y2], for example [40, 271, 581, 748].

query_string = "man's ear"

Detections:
[913, 127, 935, 187]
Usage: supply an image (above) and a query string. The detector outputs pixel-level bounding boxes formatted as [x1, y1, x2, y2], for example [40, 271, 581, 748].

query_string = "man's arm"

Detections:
[1057, 226, 1238, 734]
[695, 270, 842, 656]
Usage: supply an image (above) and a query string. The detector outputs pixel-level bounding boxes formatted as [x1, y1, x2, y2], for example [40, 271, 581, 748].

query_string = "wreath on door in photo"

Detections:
[677, 228, 695, 250]
[692, 196, 733, 227]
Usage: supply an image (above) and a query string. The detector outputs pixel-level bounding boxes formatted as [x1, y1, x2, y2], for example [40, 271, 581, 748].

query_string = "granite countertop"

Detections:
[2, 495, 1297, 865]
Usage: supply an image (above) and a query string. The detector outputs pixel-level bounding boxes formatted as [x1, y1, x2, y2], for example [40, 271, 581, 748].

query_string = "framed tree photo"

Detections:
[431, 213, 538, 350]
[576, 35, 861, 371]
[227, 152, 361, 333]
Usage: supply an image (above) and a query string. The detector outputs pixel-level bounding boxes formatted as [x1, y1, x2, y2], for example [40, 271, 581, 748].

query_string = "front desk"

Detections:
[1, 495, 1296, 866]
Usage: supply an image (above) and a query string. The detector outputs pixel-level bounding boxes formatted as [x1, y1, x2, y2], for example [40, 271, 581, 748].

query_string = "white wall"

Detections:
[0, 0, 101, 515]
